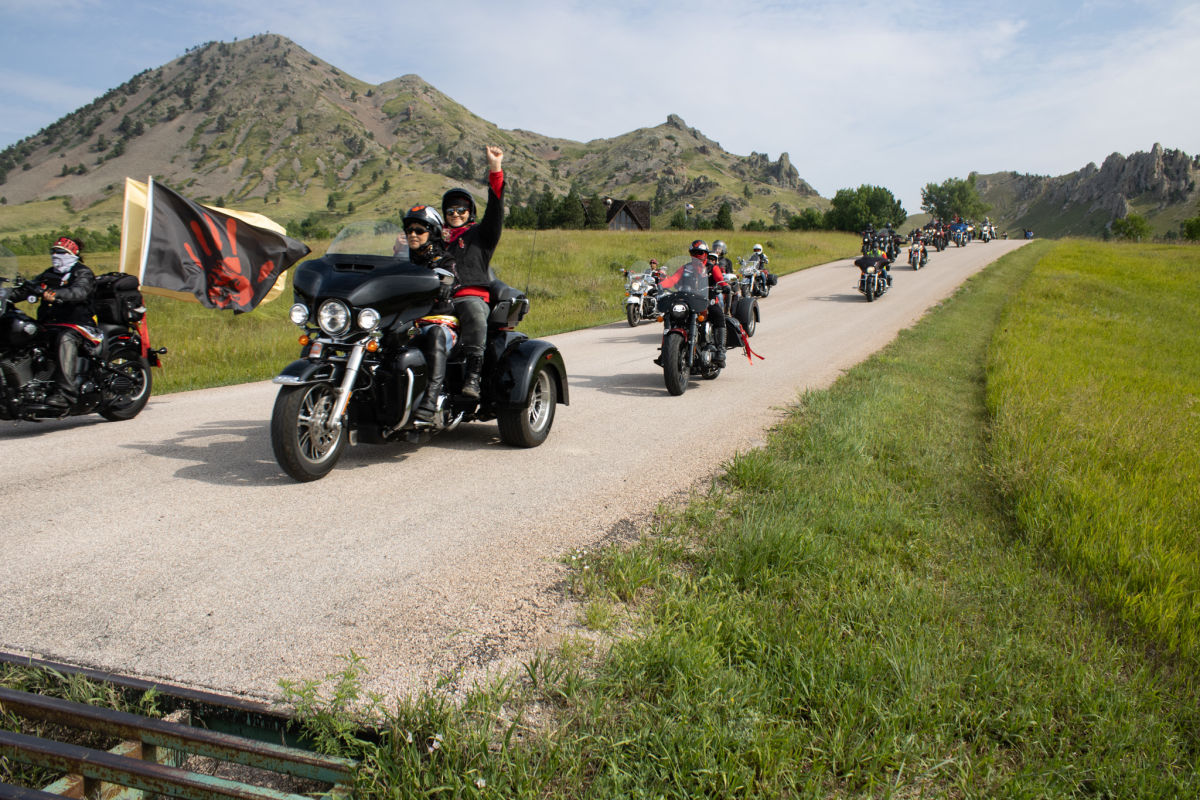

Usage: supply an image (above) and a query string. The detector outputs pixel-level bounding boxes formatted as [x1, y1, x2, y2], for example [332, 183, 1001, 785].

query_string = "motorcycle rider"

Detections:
[402, 205, 457, 426]
[854, 245, 892, 289]
[33, 237, 96, 407]
[441, 145, 505, 400]
[748, 242, 772, 285]
[710, 241, 736, 297]
[658, 239, 729, 367]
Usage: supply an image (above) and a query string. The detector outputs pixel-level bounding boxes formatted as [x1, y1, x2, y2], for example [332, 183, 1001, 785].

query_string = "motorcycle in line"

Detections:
[270, 221, 569, 482]
[0, 258, 163, 423]
[737, 256, 773, 299]
[653, 257, 755, 395]
[907, 241, 928, 270]
[856, 260, 888, 302]
[621, 264, 661, 327]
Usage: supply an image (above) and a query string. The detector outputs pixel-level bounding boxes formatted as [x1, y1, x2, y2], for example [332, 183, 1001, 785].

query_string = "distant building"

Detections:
[603, 198, 652, 231]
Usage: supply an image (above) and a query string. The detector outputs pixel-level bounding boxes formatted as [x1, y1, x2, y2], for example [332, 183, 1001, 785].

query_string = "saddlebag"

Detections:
[94, 272, 145, 325]
[767, 273, 778, 286]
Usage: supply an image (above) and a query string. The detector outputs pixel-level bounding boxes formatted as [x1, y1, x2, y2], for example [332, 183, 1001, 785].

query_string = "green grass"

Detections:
[260, 240, 1198, 797]
[4, 230, 857, 392]
[987, 240, 1200, 664]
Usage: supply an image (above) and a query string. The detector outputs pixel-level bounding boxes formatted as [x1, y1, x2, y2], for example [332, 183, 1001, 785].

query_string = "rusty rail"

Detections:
[0, 653, 357, 799]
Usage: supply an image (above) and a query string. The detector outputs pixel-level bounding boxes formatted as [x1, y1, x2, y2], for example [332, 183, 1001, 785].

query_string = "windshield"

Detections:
[327, 220, 409, 258]
[660, 257, 710, 297]
[0, 244, 18, 281]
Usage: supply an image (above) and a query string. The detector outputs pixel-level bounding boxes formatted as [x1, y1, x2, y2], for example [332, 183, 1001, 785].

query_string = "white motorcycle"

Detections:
[622, 265, 661, 327]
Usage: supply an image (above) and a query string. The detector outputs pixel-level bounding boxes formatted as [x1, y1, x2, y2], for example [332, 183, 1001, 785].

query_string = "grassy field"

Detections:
[4, 230, 858, 392]
[987, 240, 1200, 664]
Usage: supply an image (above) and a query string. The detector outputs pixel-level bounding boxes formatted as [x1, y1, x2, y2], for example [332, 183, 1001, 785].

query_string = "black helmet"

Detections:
[689, 239, 709, 258]
[441, 188, 476, 224]
[711, 240, 727, 256]
[403, 204, 444, 239]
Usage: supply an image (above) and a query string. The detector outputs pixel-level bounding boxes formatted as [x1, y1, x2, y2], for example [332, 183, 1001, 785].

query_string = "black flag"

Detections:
[143, 180, 310, 312]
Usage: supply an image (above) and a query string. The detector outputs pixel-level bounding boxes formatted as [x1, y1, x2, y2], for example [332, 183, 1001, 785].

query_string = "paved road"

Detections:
[0, 239, 1026, 701]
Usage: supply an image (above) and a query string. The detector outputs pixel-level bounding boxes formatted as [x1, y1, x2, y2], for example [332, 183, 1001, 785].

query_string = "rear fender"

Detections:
[491, 338, 569, 409]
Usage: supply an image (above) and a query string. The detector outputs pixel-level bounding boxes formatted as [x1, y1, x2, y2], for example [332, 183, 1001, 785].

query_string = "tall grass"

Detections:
[987, 240, 1200, 664]
[4, 230, 857, 392]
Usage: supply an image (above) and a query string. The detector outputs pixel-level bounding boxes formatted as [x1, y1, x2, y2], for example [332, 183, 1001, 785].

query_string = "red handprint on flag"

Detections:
[183, 213, 276, 310]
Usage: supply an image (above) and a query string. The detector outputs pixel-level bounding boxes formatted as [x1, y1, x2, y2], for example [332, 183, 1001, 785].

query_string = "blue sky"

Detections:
[2, 0, 1197, 211]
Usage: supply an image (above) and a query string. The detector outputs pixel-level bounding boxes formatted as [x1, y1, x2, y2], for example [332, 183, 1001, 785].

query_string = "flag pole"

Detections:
[138, 177, 155, 284]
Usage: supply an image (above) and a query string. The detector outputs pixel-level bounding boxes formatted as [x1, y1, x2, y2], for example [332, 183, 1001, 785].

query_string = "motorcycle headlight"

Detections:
[671, 302, 688, 319]
[866, 267, 877, 274]
[630, 280, 643, 292]
[317, 299, 351, 336]
[289, 303, 309, 326]
[21, 321, 37, 336]
[357, 307, 381, 330]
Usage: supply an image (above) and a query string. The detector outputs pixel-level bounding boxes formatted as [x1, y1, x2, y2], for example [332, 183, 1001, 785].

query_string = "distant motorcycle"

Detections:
[0, 271, 162, 422]
[907, 243, 928, 270]
[737, 256, 772, 299]
[856, 260, 887, 302]
[621, 265, 660, 327]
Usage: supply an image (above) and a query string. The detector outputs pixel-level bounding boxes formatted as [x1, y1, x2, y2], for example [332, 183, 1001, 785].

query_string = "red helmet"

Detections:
[688, 239, 709, 257]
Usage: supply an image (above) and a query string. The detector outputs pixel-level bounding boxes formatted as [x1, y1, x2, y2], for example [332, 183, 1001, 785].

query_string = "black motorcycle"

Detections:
[0, 269, 161, 422]
[654, 258, 747, 396]
[270, 221, 568, 482]
[856, 261, 887, 302]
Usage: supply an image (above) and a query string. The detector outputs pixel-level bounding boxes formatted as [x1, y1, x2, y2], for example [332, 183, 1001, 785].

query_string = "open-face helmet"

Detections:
[689, 239, 709, 258]
[711, 240, 727, 256]
[441, 188, 477, 225]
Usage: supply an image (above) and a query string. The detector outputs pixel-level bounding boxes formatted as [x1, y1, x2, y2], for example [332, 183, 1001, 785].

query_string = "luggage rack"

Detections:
[0, 652, 356, 800]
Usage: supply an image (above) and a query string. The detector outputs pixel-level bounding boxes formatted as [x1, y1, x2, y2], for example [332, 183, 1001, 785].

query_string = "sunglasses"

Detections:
[404, 226, 429, 236]
[445, 206, 470, 216]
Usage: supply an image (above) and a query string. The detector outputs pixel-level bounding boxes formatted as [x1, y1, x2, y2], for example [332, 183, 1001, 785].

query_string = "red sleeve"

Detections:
[488, 170, 504, 197]
[711, 265, 725, 283]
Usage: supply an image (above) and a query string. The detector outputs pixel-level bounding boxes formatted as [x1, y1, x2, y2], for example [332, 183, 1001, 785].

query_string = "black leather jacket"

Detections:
[33, 263, 96, 326]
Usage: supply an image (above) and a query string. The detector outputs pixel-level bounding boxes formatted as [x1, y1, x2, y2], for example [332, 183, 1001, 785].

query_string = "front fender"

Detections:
[492, 338, 569, 409]
[273, 358, 342, 386]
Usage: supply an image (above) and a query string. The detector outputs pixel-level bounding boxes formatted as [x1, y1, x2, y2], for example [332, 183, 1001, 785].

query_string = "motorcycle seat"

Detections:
[487, 279, 529, 326]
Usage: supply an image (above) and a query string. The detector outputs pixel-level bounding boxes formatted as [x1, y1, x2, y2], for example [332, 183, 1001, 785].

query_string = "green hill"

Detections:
[0, 34, 824, 237]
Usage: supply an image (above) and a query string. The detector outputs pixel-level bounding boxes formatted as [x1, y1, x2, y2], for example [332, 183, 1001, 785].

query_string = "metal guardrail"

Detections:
[0, 652, 356, 800]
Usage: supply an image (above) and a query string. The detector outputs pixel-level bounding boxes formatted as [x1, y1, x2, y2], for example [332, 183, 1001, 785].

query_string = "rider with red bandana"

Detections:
[441, 145, 505, 400]
[33, 236, 96, 407]
[658, 239, 729, 367]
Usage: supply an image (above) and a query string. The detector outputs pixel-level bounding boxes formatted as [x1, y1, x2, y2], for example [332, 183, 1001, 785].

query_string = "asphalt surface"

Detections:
[0, 239, 1026, 702]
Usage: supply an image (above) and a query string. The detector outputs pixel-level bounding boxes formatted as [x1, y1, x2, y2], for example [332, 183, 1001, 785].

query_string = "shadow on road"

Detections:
[0, 415, 108, 439]
[809, 291, 870, 304]
[119, 419, 296, 486]
[569, 371, 670, 398]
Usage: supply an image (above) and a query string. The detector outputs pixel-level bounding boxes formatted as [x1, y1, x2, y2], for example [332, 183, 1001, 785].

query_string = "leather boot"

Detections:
[413, 336, 446, 425]
[460, 351, 484, 400]
[713, 320, 727, 367]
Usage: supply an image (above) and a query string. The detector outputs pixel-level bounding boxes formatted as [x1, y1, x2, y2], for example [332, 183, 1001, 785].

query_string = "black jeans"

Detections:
[452, 296, 488, 358]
